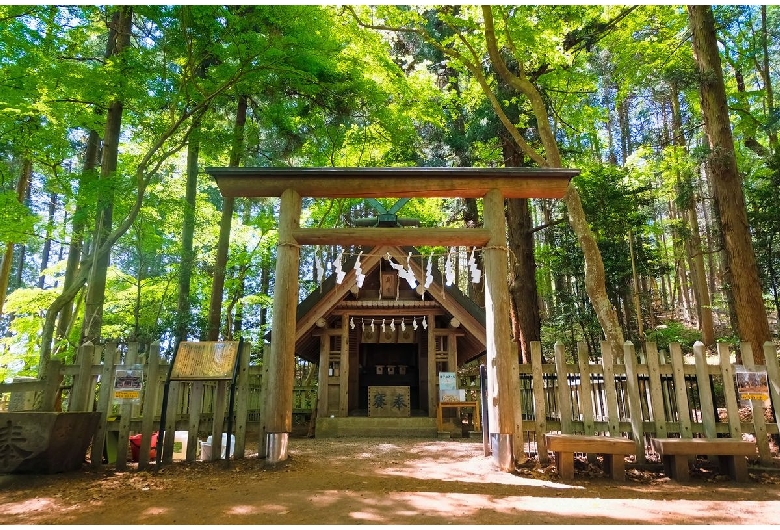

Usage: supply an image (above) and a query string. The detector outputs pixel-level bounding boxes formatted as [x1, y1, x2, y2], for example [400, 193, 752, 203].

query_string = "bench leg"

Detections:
[555, 451, 574, 480]
[662, 455, 690, 482]
[718, 455, 748, 482]
[602, 454, 626, 481]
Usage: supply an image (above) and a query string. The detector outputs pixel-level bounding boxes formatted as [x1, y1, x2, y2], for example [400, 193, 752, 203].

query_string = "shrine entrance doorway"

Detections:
[358, 342, 421, 414]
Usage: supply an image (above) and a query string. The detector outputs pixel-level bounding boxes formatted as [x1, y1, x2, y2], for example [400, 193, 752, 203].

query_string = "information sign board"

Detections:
[170, 341, 240, 381]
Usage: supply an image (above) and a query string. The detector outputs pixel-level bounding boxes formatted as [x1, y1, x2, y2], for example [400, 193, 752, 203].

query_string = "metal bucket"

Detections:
[265, 432, 289, 465]
[490, 433, 514, 471]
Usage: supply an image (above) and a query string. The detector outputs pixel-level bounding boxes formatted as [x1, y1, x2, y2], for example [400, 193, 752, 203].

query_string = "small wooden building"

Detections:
[294, 245, 487, 437]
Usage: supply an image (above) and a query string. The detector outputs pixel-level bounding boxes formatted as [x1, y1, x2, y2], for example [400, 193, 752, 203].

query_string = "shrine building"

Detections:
[293, 244, 488, 437]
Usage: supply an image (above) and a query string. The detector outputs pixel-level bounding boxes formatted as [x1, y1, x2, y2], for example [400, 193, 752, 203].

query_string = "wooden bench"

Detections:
[650, 438, 757, 482]
[545, 434, 636, 481]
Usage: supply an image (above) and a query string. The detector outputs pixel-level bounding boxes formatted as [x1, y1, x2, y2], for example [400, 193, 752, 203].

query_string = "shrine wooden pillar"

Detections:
[482, 188, 521, 471]
[263, 188, 301, 464]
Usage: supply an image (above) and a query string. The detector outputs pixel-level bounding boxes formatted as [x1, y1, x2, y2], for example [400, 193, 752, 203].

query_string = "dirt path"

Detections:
[2, 437, 780, 525]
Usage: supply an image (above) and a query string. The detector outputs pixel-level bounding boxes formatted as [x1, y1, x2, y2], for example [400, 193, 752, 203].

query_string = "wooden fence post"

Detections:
[162, 381, 180, 464]
[600, 341, 620, 437]
[669, 343, 693, 438]
[554, 342, 573, 434]
[718, 342, 742, 439]
[38, 359, 63, 412]
[740, 342, 771, 465]
[233, 341, 252, 459]
[658, 349, 674, 428]
[530, 341, 548, 464]
[91, 343, 118, 468]
[577, 342, 596, 463]
[763, 342, 780, 442]
[623, 341, 645, 462]
[576, 342, 595, 436]
[138, 341, 161, 470]
[87, 343, 102, 411]
[211, 380, 228, 460]
[258, 360, 270, 458]
[69, 342, 94, 412]
[693, 341, 717, 439]
[187, 381, 204, 462]
[115, 343, 139, 471]
[645, 342, 668, 439]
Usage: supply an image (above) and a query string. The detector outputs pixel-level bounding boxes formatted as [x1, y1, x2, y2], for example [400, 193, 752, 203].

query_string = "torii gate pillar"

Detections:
[262, 188, 301, 464]
[482, 189, 521, 471]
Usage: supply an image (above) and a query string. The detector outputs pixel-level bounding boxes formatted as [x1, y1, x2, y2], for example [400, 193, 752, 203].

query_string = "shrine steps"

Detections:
[315, 416, 438, 438]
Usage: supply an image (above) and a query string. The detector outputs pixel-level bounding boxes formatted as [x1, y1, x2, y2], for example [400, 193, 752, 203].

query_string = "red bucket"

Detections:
[129, 432, 158, 462]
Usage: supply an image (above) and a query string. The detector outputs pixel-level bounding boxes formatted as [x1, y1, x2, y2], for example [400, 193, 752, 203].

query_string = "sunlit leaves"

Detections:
[0, 190, 36, 243]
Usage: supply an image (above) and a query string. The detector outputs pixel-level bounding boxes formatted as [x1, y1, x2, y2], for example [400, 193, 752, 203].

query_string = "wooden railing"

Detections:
[516, 341, 779, 466]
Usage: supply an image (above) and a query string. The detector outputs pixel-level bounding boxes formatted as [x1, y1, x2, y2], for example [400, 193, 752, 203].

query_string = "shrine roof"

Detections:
[290, 245, 488, 364]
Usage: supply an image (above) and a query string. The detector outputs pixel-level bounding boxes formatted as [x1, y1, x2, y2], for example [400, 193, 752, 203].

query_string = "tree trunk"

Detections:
[0, 159, 32, 316]
[175, 121, 200, 346]
[55, 129, 100, 346]
[13, 182, 32, 290]
[688, 5, 771, 361]
[628, 230, 644, 340]
[760, 6, 777, 150]
[81, 6, 132, 343]
[207, 94, 247, 341]
[259, 261, 270, 332]
[700, 174, 719, 300]
[507, 198, 540, 363]
[540, 199, 560, 318]
[231, 203, 252, 339]
[481, 6, 626, 356]
[671, 83, 715, 345]
[618, 96, 630, 165]
[687, 202, 715, 345]
[463, 198, 485, 307]
[502, 135, 541, 364]
[38, 193, 57, 289]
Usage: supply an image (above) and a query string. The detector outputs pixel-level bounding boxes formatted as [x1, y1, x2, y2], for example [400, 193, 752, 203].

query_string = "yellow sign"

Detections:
[735, 366, 770, 402]
[114, 366, 143, 403]
[170, 341, 239, 381]
[741, 392, 769, 401]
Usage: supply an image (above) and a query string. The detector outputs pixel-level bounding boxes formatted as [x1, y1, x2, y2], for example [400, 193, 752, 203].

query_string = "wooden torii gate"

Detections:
[206, 167, 577, 471]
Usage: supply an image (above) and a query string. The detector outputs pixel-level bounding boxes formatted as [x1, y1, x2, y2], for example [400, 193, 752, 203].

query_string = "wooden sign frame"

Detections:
[169, 341, 240, 381]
